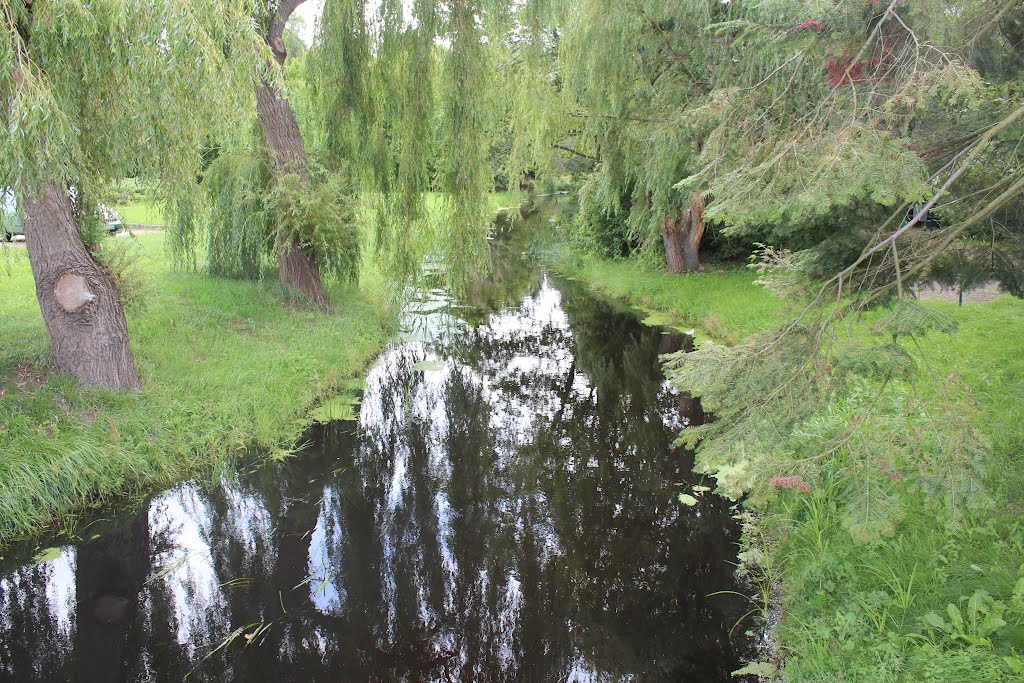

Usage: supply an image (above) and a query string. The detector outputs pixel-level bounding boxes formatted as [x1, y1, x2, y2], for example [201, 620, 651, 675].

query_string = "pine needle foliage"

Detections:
[503, 1, 999, 266]
[553, 0, 1024, 544]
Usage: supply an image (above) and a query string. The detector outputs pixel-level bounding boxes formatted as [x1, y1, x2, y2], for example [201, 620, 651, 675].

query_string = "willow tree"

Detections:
[252, 0, 331, 307]
[184, 1, 504, 301]
[1, 1, 260, 389]
[307, 0, 506, 290]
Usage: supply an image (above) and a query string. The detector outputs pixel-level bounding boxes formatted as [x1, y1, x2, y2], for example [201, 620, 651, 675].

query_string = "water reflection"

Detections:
[0, 229, 750, 682]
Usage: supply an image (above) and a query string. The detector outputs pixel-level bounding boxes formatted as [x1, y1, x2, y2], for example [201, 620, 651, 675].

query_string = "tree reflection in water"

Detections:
[0, 227, 752, 682]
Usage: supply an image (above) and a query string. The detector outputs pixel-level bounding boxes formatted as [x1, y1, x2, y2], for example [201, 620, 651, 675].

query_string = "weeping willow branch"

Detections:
[552, 142, 596, 161]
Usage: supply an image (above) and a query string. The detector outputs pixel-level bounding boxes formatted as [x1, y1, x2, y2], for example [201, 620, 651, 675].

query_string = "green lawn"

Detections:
[0, 232, 395, 544]
[113, 201, 165, 226]
[772, 295, 1024, 682]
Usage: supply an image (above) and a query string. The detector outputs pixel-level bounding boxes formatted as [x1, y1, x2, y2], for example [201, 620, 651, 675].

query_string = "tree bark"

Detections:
[661, 193, 706, 274]
[22, 181, 142, 389]
[254, 0, 328, 309]
[662, 214, 688, 274]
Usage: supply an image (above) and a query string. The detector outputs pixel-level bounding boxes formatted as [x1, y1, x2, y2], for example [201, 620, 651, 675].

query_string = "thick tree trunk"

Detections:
[254, 0, 328, 310]
[661, 193, 707, 274]
[254, 77, 309, 177]
[22, 181, 142, 389]
[277, 229, 329, 308]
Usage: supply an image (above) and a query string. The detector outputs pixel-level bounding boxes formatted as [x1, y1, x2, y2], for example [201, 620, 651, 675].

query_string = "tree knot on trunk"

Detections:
[54, 272, 97, 313]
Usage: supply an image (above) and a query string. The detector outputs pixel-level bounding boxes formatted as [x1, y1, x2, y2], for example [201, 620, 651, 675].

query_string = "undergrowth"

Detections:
[704, 296, 1024, 681]
[766, 297, 1024, 682]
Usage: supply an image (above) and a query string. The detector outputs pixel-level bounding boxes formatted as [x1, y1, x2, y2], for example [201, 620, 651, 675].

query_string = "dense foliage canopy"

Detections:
[1, 0, 261, 206]
[502, 1, 1022, 276]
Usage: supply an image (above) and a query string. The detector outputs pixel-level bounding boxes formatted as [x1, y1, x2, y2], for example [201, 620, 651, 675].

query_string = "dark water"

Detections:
[0, 228, 752, 682]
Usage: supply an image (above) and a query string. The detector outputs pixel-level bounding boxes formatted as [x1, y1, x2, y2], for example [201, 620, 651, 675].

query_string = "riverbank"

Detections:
[545, 248, 787, 345]
[0, 231, 396, 546]
[556, 252, 1024, 681]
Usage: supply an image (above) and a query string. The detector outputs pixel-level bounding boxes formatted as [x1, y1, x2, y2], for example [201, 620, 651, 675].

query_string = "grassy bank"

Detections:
[0, 232, 395, 545]
[561, 252, 1024, 681]
[545, 249, 787, 345]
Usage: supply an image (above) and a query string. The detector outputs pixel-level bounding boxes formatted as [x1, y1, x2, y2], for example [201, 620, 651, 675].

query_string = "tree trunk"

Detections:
[255, 78, 329, 309]
[22, 181, 142, 389]
[254, 0, 328, 310]
[662, 214, 688, 274]
[661, 193, 707, 274]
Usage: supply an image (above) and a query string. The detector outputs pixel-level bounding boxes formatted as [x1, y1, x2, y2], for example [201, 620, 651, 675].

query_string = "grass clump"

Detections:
[0, 232, 395, 545]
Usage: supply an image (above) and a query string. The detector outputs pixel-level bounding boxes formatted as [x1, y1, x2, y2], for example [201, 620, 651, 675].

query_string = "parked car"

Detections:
[98, 204, 125, 235]
[1, 188, 123, 241]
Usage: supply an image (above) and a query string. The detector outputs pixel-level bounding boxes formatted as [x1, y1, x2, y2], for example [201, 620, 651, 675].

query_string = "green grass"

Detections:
[757, 296, 1024, 682]
[0, 232, 395, 545]
[113, 201, 165, 226]
[546, 249, 788, 344]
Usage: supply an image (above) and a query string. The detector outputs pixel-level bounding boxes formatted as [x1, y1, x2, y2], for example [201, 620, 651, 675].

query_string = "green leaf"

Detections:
[947, 604, 965, 629]
[32, 547, 62, 564]
[678, 493, 699, 507]
[967, 590, 988, 620]
[731, 661, 777, 677]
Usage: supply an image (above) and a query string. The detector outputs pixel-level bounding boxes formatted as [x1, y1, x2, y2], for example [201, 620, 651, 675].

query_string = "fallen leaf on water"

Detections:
[411, 360, 445, 372]
[32, 547, 62, 564]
